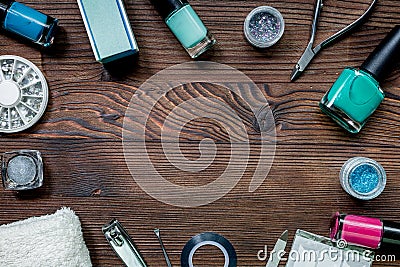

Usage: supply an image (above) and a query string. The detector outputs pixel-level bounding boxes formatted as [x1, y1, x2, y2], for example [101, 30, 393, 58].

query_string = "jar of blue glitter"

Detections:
[340, 157, 386, 200]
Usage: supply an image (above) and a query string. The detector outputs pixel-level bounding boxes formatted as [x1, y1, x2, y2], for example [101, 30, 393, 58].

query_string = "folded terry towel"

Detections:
[0, 207, 92, 267]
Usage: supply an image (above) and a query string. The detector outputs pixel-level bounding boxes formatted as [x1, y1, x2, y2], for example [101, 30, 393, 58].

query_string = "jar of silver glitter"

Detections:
[244, 6, 285, 48]
[1, 150, 43, 190]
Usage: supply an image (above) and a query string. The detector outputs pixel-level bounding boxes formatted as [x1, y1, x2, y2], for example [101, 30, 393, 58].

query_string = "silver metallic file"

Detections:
[266, 230, 288, 267]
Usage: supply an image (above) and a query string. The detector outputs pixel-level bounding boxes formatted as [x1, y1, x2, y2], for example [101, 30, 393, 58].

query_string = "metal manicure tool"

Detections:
[154, 228, 173, 267]
[266, 230, 288, 267]
[102, 219, 147, 267]
[290, 0, 377, 81]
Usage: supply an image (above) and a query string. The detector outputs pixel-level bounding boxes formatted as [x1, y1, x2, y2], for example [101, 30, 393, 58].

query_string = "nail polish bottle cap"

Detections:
[382, 220, 400, 247]
[0, 0, 12, 21]
[151, 0, 189, 20]
[361, 25, 400, 83]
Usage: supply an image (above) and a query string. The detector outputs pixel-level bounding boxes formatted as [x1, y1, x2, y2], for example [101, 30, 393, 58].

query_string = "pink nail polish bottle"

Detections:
[330, 212, 400, 249]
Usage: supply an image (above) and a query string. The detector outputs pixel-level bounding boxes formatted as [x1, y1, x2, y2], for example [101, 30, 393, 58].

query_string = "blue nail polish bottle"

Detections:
[0, 0, 58, 47]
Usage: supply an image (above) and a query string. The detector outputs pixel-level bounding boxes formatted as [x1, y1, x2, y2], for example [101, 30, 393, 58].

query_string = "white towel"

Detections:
[0, 207, 92, 267]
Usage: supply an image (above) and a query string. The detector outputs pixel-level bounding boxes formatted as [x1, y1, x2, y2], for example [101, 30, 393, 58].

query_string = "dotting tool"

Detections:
[154, 228, 173, 267]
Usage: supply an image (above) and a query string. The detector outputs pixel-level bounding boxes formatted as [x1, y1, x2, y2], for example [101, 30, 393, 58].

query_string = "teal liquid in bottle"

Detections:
[152, 0, 216, 58]
[320, 68, 384, 133]
[320, 26, 400, 133]
[166, 4, 207, 49]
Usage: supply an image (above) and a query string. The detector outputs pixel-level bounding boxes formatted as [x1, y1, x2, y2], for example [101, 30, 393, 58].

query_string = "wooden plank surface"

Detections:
[1, 0, 400, 266]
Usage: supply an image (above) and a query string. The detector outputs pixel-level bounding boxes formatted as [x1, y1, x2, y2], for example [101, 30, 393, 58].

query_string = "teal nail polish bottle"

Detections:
[152, 0, 216, 58]
[320, 26, 400, 133]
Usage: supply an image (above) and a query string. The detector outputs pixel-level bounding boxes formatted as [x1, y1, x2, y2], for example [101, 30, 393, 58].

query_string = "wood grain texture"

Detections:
[0, 0, 400, 266]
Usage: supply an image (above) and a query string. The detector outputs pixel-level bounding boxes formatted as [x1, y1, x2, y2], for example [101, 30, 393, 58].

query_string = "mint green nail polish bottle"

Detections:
[152, 0, 216, 58]
[320, 26, 400, 133]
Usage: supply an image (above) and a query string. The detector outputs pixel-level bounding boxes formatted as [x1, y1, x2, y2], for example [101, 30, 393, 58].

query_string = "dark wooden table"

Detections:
[1, 0, 400, 266]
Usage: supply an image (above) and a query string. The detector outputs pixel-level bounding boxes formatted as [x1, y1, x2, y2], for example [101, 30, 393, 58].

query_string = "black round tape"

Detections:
[181, 232, 237, 267]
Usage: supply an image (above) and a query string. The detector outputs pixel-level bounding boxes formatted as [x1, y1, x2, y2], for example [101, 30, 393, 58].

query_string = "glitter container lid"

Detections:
[244, 6, 285, 49]
[0, 55, 49, 133]
[1, 150, 44, 190]
[340, 157, 386, 200]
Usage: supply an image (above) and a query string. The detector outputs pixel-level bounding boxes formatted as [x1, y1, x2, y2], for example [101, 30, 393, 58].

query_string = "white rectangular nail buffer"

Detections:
[77, 0, 139, 63]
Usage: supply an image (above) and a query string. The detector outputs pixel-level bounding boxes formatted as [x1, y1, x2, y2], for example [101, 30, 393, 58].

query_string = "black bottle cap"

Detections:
[151, 0, 189, 20]
[382, 220, 400, 247]
[0, 0, 12, 22]
[361, 26, 400, 83]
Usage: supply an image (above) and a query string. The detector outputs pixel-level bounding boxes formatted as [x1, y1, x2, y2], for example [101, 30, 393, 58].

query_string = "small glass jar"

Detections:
[244, 6, 285, 48]
[340, 157, 386, 200]
[1, 150, 43, 190]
